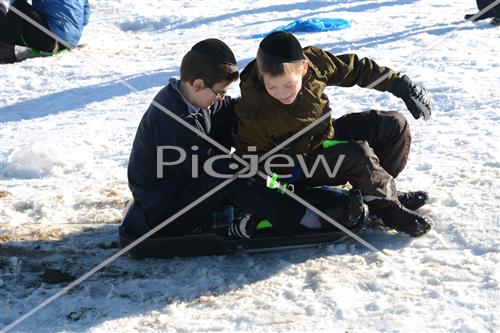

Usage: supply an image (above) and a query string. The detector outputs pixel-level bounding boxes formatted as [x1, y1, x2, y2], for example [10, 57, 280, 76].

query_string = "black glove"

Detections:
[393, 74, 432, 120]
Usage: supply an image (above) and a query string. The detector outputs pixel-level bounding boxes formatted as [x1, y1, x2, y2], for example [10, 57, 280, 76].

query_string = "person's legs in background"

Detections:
[465, 0, 500, 24]
[0, 0, 16, 63]
[0, 0, 61, 63]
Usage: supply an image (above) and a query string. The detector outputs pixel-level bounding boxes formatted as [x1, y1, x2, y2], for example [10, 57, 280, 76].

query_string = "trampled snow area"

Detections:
[1, 0, 499, 332]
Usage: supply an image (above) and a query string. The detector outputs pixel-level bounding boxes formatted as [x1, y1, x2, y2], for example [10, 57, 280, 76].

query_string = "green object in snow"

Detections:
[20, 34, 69, 57]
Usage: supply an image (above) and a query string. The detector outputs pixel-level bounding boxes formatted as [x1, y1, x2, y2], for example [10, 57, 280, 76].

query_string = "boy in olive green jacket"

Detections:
[234, 31, 433, 237]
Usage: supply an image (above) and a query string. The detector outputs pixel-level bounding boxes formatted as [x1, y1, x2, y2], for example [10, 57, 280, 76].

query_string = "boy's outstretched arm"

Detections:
[312, 48, 432, 120]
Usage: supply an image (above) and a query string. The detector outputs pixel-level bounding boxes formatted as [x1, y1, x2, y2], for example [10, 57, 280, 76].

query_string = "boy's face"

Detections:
[192, 80, 232, 109]
[262, 61, 308, 105]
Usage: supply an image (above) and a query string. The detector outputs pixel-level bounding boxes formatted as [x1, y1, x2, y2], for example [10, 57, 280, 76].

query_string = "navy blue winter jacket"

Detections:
[127, 79, 237, 227]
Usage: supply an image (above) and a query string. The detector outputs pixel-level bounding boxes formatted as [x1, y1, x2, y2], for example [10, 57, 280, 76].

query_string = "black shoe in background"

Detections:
[465, 13, 478, 20]
[465, 12, 495, 21]
[491, 17, 500, 25]
[397, 190, 429, 211]
[0, 41, 15, 64]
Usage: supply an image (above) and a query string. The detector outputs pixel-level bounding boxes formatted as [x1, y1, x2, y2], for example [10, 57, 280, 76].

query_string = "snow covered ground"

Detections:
[1, 0, 499, 332]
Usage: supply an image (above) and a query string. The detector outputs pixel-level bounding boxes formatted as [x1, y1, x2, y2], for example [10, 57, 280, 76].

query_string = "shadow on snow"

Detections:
[0, 224, 411, 331]
[1, 69, 177, 123]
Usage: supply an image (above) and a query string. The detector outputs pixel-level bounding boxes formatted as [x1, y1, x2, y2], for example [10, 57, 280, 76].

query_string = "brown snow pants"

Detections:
[294, 110, 411, 209]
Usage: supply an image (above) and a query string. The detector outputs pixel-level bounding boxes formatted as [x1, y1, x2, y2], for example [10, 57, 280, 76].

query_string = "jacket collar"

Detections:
[168, 78, 201, 115]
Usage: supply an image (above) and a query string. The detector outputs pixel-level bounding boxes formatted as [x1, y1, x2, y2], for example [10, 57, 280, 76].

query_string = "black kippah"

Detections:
[191, 38, 237, 65]
[259, 31, 304, 62]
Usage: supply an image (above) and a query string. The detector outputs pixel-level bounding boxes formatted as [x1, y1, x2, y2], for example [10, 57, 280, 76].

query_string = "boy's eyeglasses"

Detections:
[209, 87, 226, 99]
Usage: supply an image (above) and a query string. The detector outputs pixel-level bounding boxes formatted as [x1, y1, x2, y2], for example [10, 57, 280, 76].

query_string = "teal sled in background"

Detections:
[251, 18, 351, 38]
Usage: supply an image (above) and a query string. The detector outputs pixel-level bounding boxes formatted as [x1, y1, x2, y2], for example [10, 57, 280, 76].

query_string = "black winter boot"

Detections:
[371, 202, 433, 237]
[397, 190, 429, 211]
[491, 17, 500, 26]
[320, 188, 367, 231]
[0, 41, 15, 64]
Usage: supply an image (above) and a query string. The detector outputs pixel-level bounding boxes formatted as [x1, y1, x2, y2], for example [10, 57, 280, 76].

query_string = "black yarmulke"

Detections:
[259, 31, 304, 62]
[191, 38, 237, 65]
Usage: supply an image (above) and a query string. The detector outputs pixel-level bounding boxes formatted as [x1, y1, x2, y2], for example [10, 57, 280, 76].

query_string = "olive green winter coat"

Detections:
[234, 46, 401, 159]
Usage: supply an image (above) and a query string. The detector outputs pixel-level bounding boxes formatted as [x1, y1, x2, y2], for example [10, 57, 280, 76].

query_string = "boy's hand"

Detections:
[394, 74, 432, 120]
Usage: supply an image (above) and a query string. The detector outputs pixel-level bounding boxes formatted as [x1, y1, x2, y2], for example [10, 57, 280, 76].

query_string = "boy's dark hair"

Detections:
[256, 31, 305, 77]
[180, 39, 239, 87]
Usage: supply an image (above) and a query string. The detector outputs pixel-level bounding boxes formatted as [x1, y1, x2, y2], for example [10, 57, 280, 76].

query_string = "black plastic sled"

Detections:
[119, 225, 357, 259]
[119, 187, 365, 259]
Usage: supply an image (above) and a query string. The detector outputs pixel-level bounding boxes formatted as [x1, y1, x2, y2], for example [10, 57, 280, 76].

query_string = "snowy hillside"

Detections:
[1, 0, 499, 332]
